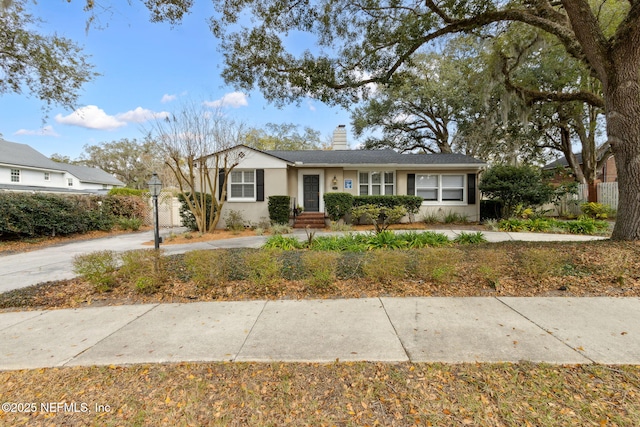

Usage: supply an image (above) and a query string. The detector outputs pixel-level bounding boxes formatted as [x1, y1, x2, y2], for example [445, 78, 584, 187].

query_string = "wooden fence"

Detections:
[550, 182, 618, 216]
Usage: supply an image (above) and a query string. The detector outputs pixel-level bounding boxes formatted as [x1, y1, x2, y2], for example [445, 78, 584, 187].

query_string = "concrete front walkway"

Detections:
[0, 228, 606, 293]
[1, 297, 638, 370]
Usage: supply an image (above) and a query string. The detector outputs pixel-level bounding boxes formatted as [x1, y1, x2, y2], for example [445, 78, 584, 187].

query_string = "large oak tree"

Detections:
[87, 0, 639, 239]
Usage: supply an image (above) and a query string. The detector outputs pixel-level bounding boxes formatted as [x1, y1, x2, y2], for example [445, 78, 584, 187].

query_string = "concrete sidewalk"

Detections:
[0, 228, 606, 293]
[1, 297, 638, 370]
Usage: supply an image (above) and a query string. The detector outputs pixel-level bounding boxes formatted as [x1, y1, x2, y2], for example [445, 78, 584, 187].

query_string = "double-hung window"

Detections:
[358, 171, 395, 196]
[10, 169, 20, 183]
[44, 172, 50, 181]
[229, 170, 255, 201]
[415, 174, 465, 203]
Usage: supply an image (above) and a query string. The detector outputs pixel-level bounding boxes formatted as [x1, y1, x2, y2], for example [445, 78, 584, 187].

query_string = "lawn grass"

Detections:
[1, 362, 638, 426]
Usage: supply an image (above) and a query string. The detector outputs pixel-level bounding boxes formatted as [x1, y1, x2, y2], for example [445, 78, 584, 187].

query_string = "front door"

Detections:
[303, 175, 320, 212]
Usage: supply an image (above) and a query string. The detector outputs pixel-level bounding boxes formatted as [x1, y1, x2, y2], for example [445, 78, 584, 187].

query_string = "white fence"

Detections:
[551, 182, 618, 216]
[146, 192, 183, 227]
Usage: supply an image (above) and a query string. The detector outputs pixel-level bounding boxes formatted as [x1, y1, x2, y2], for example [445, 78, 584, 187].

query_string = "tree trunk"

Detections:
[607, 67, 640, 240]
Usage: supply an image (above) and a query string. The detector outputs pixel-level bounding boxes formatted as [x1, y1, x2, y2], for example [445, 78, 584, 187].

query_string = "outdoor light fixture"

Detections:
[332, 175, 338, 188]
[147, 172, 163, 250]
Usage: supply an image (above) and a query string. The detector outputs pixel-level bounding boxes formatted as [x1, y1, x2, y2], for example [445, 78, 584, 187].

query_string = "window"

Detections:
[229, 170, 255, 200]
[44, 172, 50, 181]
[67, 178, 74, 187]
[10, 169, 20, 183]
[441, 175, 464, 201]
[359, 171, 395, 196]
[415, 174, 465, 203]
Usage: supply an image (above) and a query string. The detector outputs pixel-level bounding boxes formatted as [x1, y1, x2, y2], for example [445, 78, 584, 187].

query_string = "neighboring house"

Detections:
[0, 139, 124, 193]
[543, 152, 617, 183]
[212, 126, 486, 228]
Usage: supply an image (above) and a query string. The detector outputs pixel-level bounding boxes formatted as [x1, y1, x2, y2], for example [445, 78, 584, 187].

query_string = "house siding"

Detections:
[219, 168, 288, 228]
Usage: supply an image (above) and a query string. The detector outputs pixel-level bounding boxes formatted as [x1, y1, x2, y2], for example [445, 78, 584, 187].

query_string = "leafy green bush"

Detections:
[268, 195, 291, 225]
[365, 230, 407, 249]
[398, 231, 449, 248]
[73, 250, 119, 292]
[108, 188, 146, 197]
[263, 235, 304, 250]
[323, 193, 354, 222]
[479, 164, 555, 218]
[352, 195, 423, 214]
[178, 192, 215, 231]
[0, 193, 109, 238]
[104, 194, 147, 219]
[453, 231, 487, 244]
[116, 216, 143, 231]
[351, 204, 407, 233]
[581, 202, 612, 219]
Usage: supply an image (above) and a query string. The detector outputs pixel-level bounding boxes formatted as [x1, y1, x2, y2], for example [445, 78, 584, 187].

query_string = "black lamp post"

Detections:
[147, 172, 163, 250]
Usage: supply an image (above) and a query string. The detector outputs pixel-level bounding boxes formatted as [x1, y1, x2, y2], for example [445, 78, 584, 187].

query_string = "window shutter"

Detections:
[218, 169, 226, 200]
[467, 173, 476, 205]
[407, 174, 415, 196]
[256, 169, 265, 201]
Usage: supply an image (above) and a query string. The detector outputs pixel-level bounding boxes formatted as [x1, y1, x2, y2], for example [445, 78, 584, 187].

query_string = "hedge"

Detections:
[0, 193, 112, 238]
[323, 193, 354, 221]
[268, 195, 291, 225]
[352, 195, 423, 215]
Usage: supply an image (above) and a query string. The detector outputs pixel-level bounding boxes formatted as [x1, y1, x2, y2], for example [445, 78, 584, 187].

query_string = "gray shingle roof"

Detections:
[1, 139, 124, 186]
[0, 139, 65, 171]
[63, 163, 124, 186]
[544, 153, 583, 169]
[264, 149, 485, 166]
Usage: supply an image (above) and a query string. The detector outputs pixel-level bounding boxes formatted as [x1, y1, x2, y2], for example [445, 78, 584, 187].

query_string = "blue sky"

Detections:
[0, 1, 355, 159]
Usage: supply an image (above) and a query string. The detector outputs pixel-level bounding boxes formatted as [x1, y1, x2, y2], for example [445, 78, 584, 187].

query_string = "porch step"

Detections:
[293, 212, 326, 229]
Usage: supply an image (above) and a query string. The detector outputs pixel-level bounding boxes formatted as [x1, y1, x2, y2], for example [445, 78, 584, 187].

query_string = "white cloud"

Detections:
[203, 92, 249, 109]
[307, 101, 317, 112]
[55, 105, 126, 130]
[14, 125, 60, 137]
[116, 107, 169, 123]
[55, 105, 169, 130]
[161, 93, 177, 103]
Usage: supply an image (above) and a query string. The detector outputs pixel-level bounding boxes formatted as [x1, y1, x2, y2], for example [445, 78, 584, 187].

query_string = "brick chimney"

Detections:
[331, 125, 348, 150]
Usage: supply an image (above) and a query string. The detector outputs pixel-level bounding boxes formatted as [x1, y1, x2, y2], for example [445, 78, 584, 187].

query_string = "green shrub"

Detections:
[268, 195, 291, 225]
[104, 194, 147, 219]
[479, 164, 555, 218]
[184, 250, 229, 287]
[310, 234, 368, 252]
[351, 204, 407, 233]
[581, 202, 612, 219]
[108, 188, 146, 197]
[73, 250, 119, 292]
[302, 251, 338, 289]
[362, 250, 408, 284]
[0, 193, 111, 238]
[352, 195, 422, 212]
[178, 192, 215, 231]
[119, 249, 167, 293]
[324, 193, 354, 222]
[365, 230, 406, 249]
[560, 216, 608, 235]
[263, 235, 304, 250]
[498, 218, 526, 232]
[116, 216, 143, 231]
[453, 231, 487, 244]
[244, 249, 283, 287]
